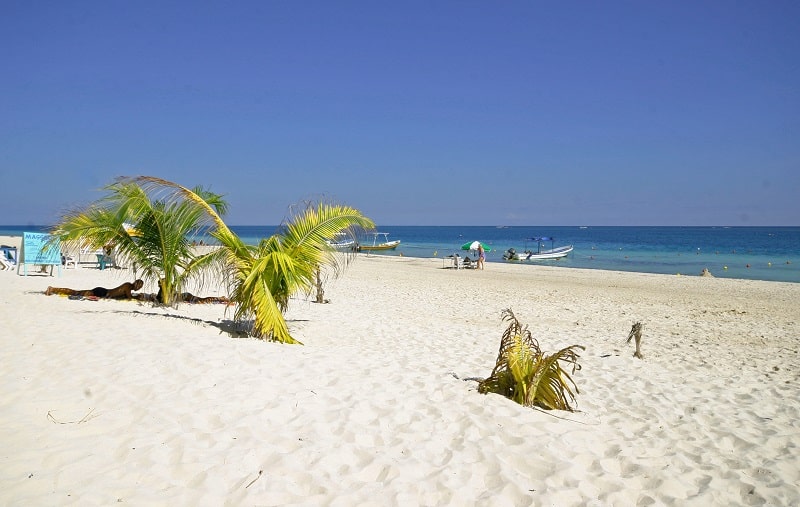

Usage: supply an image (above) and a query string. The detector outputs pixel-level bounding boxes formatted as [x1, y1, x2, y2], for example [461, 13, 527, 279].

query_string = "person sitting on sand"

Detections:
[45, 279, 144, 299]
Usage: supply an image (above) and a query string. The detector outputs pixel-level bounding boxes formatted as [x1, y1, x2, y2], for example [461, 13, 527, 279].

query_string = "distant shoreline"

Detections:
[4, 225, 799, 281]
[3, 226, 798, 284]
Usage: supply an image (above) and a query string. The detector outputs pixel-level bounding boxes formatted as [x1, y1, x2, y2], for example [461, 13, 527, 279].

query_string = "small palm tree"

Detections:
[478, 309, 585, 411]
[50, 177, 227, 306]
[132, 176, 375, 344]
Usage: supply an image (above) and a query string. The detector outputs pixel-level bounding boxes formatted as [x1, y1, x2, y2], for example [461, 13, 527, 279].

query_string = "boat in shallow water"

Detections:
[357, 232, 401, 252]
[325, 232, 357, 251]
[503, 237, 573, 261]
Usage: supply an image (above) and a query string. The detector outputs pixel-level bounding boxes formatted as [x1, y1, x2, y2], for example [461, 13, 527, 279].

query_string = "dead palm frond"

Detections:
[478, 309, 584, 411]
[626, 322, 644, 359]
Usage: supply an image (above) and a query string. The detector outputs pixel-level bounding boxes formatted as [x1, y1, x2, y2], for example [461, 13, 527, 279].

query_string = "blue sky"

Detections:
[2, 1, 798, 226]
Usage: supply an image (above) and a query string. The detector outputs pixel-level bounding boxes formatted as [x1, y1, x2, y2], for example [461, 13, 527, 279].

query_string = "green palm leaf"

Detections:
[50, 177, 227, 306]
[128, 177, 375, 343]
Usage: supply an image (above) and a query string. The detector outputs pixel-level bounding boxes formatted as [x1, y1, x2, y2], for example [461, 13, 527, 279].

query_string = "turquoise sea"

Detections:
[2, 225, 798, 283]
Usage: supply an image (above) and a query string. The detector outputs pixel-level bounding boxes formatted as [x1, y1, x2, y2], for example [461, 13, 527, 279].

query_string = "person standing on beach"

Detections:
[477, 244, 486, 270]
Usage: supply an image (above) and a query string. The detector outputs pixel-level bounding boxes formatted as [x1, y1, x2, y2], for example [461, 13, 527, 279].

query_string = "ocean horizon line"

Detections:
[3, 224, 798, 284]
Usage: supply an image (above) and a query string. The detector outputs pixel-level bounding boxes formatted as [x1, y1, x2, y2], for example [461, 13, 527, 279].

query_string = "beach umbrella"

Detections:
[462, 241, 491, 252]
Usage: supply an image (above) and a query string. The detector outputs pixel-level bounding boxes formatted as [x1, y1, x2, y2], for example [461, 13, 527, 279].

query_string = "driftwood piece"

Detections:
[626, 322, 644, 359]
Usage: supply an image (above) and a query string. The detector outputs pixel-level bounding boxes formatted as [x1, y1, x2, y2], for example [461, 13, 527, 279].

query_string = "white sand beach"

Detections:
[1, 235, 798, 506]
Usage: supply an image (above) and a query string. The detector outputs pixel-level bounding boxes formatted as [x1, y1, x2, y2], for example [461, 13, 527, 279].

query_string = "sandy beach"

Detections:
[1, 234, 798, 506]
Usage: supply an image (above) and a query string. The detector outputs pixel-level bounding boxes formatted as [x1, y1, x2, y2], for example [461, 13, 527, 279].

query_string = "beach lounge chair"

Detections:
[1, 246, 17, 271]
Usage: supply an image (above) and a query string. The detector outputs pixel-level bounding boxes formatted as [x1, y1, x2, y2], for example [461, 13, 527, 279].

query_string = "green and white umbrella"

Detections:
[462, 241, 491, 252]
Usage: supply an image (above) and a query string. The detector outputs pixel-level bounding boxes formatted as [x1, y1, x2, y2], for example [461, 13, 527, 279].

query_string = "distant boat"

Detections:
[356, 232, 401, 252]
[325, 232, 356, 251]
[503, 237, 573, 261]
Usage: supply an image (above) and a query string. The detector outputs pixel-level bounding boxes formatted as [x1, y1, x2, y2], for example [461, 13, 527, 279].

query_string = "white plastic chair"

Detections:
[63, 255, 77, 269]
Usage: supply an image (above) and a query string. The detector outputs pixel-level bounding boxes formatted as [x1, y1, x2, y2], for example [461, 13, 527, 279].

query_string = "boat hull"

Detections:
[505, 245, 573, 261]
[326, 240, 356, 251]
[357, 240, 401, 251]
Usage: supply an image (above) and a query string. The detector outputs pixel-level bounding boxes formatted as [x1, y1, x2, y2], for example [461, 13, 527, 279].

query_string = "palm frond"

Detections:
[478, 309, 585, 411]
[524, 345, 584, 410]
[50, 176, 229, 306]
[52, 176, 374, 344]
[132, 176, 232, 236]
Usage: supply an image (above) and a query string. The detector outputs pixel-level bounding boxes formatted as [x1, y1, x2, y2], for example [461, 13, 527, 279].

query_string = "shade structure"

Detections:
[461, 241, 491, 252]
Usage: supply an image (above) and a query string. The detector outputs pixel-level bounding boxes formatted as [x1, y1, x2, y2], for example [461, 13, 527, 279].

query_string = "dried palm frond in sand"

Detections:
[627, 322, 644, 359]
[478, 309, 584, 411]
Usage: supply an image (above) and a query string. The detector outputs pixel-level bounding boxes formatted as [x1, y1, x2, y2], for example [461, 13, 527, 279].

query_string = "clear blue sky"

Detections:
[2, 1, 798, 226]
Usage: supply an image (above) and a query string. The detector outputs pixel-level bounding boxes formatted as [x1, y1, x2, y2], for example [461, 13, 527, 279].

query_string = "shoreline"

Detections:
[1, 239, 799, 504]
[2, 234, 797, 285]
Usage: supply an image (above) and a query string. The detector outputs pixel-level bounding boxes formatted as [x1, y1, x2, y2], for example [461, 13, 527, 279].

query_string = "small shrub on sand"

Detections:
[478, 309, 584, 411]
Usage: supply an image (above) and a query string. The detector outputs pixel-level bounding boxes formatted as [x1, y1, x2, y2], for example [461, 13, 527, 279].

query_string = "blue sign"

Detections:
[20, 232, 61, 276]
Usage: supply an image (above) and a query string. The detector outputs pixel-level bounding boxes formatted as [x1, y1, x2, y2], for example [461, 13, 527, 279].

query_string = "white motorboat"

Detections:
[503, 237, 573, 261]
[325, 232, 356, 251]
